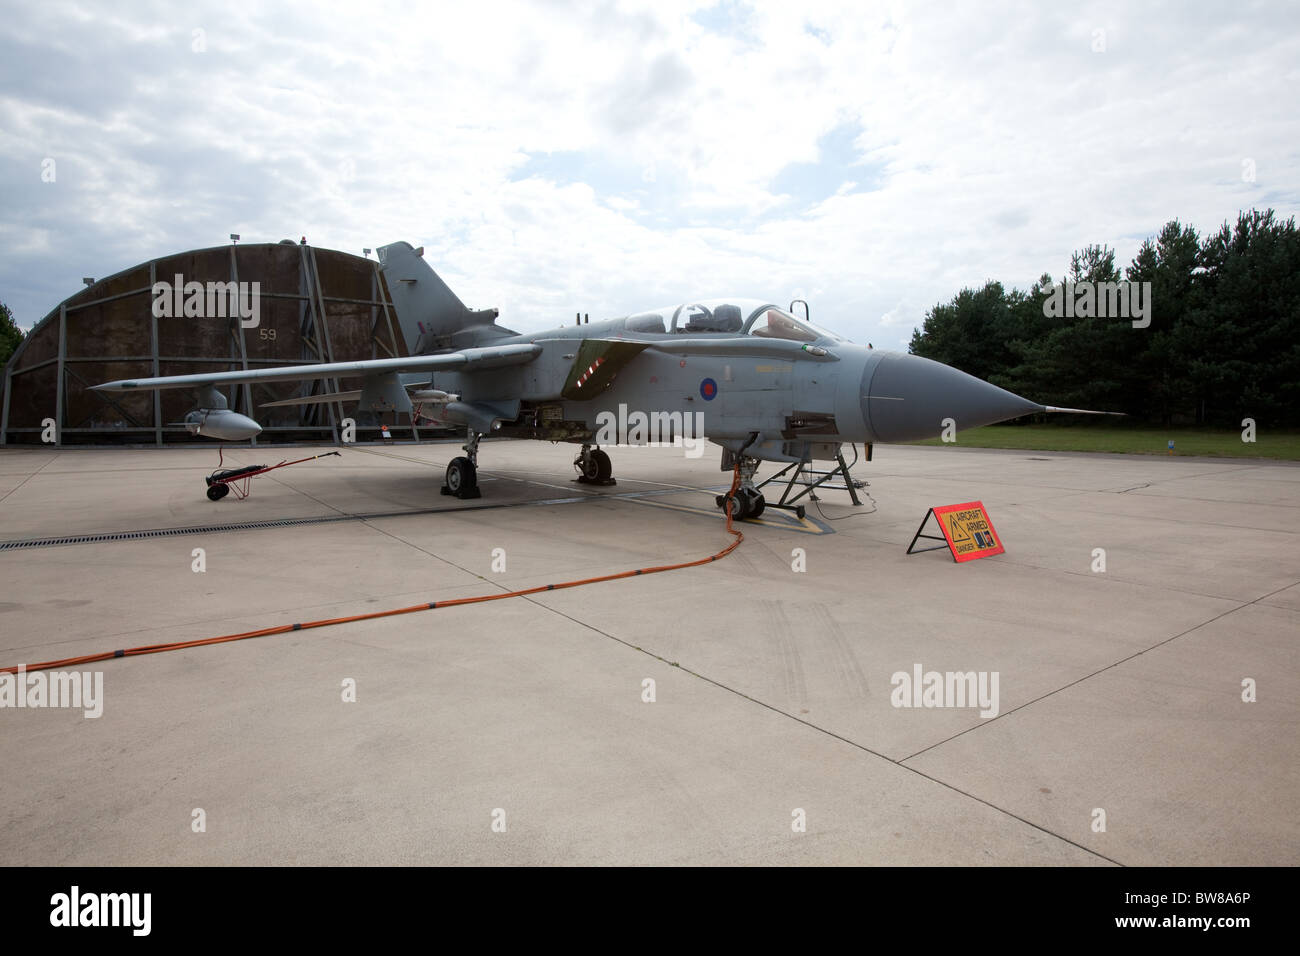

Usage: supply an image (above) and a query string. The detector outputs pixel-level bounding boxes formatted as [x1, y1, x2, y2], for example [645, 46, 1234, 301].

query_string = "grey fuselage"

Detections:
[418, 305, 1042, 463]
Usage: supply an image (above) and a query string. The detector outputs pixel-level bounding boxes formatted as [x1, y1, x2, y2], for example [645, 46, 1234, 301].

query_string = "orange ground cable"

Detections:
[3, 468, 746, 675]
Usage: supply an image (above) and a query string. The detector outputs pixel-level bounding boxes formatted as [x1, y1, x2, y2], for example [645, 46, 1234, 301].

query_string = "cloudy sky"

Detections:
[2, 0, 1297, 347]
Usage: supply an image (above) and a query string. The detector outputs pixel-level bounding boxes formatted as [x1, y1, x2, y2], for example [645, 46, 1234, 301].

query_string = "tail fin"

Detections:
[377, 241, 511, 353]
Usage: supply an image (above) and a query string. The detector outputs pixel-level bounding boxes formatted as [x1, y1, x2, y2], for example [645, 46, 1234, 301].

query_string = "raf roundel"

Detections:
[699, 378, 718, 401]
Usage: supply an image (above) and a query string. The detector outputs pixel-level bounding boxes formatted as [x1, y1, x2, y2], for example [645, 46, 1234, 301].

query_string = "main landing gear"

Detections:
[715, 453, 767, 520]
[574, 444, 616, 486]
[442, 427, 484, 499]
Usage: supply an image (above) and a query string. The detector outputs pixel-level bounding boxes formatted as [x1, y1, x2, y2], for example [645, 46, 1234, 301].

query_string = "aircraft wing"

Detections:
[93, 343, 542, 392]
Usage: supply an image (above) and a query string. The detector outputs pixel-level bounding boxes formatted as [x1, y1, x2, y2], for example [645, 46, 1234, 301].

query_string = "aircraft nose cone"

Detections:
[861, 352, 1043, 443]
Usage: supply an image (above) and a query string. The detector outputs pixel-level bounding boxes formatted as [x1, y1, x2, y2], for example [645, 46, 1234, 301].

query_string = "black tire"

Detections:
[592, 448, 612, 481]
[445, 457, 477, 496]
[723, 492, 749, 520]
[206, 483, 230, 501]
[743, 489, 765, 519]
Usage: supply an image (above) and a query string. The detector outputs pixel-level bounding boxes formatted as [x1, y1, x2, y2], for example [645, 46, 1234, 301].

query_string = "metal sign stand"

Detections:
[906, 508, 952, 558]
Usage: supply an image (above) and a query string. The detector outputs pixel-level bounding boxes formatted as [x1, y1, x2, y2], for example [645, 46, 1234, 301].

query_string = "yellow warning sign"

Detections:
[907, 500, 1004, 562]
[934, 501, 1003, 561]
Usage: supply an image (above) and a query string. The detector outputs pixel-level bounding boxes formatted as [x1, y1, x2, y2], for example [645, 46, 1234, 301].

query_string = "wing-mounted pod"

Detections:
[434, 399, 521, 434]
[183, 386, 262, 440]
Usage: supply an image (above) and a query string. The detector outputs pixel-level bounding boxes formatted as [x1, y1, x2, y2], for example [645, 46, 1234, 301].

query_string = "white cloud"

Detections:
[0, 0, 1296, 356]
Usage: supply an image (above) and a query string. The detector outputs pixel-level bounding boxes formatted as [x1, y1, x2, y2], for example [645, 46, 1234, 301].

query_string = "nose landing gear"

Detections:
[715, 453, 766, 520]
[716, 485, 766, 520]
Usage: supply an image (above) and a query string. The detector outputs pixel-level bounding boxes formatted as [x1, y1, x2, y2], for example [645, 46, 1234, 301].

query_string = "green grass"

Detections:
[906, 424, 1300, 460]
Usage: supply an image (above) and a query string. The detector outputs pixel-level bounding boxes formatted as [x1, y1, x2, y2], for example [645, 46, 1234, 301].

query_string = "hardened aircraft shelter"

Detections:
[0, 241, 442, 446]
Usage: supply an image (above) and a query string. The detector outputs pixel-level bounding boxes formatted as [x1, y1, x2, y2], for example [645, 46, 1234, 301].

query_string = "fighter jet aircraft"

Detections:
[95, 241, 1101, 517]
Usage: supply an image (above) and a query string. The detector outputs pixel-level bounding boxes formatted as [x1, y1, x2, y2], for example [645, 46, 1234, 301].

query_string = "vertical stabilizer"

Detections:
[377, 241, 506, 353]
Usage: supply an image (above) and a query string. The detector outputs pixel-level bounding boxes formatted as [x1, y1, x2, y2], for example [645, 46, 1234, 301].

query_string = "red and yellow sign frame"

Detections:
[906, 500, 1004, 562]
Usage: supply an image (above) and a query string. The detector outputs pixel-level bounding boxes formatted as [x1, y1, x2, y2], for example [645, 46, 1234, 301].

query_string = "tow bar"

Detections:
[205, 450, 341, 500]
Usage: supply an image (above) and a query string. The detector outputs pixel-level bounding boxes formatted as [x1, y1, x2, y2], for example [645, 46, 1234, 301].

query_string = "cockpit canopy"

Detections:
[624, 299, 845, 343]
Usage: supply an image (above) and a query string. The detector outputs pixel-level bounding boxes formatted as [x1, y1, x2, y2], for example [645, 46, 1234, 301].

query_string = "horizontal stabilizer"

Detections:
[260, 390, 363, 408]
[259, 387, 459, 409]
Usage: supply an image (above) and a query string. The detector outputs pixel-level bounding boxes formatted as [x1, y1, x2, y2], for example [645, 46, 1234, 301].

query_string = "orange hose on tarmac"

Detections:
[2, 468, 746, 675]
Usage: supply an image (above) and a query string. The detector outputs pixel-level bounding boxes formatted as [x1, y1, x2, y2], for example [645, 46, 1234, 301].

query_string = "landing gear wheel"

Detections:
[717, 492, 749, 520]
[442, 456, 481, 499]
[716, 488, 764, 520]
[574, 447, 616, 485]
[206, 482, 230, 501]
